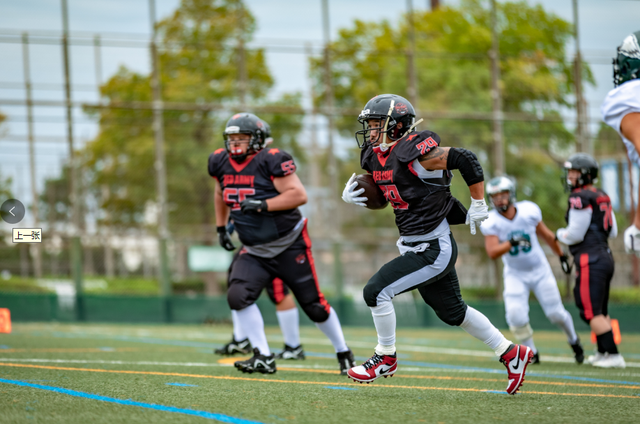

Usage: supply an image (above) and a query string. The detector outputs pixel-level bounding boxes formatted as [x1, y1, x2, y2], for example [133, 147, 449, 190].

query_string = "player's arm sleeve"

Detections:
[602, 82, 640, 133]
[479, 219, 497, 237]
[530, 202, 543, 226]
[446, 148, 484, 186]
[207, 153, 217, 177]
[556, 208, 592, 245]
[610, 209, 618, 239]
[266, 149, 297, 177]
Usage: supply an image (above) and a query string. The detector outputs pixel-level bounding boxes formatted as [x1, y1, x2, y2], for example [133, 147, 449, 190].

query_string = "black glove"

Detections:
[560, 255, 572, 274]
[217, 226, 236, 251]
[240, 199, 268, 214]
[509, 234, 531, 249]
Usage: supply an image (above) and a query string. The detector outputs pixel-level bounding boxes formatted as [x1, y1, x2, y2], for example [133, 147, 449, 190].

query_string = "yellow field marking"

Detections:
[217, 357, 249, 365]
[0, 362, 638, 399]
[0, 348, 140, 353]
[277, 367, 640, 390]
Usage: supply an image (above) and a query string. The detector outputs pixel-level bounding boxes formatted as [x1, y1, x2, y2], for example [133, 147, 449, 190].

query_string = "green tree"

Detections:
[82, 0, 303, 238]
[311, 0, 591, 230]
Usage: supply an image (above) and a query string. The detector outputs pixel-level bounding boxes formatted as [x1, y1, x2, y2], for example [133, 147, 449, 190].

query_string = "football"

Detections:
[354, 173, 389, 210]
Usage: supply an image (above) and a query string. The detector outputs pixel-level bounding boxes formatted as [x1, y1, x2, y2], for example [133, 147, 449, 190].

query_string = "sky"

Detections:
[1, 0, 640, 218]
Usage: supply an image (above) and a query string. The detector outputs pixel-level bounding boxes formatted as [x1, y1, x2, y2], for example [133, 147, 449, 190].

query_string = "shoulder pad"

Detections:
[568, 191, 592, 210]
[360, 146, 375, 172]
[394, 130, 441, 163]
[262, 148, 296, 177]
[208, 149, 227, 177]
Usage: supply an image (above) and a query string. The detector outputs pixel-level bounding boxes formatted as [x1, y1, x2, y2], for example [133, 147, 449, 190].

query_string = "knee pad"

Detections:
[545, 310, 566, 325]
[509, 323, 534, 342]
[300, 301, 330, 323]
[434, 302, 467, 326]
[227, 284, 254, 311]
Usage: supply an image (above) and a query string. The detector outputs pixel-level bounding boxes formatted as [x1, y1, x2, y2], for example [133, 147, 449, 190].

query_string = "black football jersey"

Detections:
[564, 186, 614, 255]
[208, 147, 302, 246]
[360, 130, 461, 236]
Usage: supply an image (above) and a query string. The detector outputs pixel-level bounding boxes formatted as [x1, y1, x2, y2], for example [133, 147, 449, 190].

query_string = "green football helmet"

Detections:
[613, 30, 640, 87]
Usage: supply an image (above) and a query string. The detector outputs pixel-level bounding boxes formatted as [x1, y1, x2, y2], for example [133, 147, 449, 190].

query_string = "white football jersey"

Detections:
[480, 200, 548, 271]
[601, 79, 640, 166]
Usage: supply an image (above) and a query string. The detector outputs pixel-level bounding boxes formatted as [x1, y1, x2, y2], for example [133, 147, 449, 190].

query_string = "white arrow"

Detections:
[9, 206, 15, 217]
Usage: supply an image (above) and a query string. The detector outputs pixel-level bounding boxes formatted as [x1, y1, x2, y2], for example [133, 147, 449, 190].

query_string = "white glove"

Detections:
[466, 197, 488, 235]
[341, 173, 368, 207]
[624, 225, 640, 257]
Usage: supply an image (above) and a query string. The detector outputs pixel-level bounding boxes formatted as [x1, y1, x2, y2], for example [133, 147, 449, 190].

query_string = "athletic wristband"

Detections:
[216, 225, 227, 234]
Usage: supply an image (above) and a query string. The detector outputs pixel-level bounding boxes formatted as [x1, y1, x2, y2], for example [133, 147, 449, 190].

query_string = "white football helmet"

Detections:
[486, 175, 516, 212]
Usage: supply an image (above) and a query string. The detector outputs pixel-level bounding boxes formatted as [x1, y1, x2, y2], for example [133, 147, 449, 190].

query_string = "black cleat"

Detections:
[530, 351, 540, 364]
[337, 349, 356, 375]
[571, 338, 585, 364]
[275, 344, 305, 360]
[214, 337, 252, 356]
[234, 348, 277, 374]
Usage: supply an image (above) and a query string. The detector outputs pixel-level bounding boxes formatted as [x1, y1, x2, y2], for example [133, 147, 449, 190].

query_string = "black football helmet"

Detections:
[223, 113, 268, 162]
[613, 30, 640, 87]
[563, 153, 599, 191]
[355, 94, 416, 149]
[260, 119, 274, 145]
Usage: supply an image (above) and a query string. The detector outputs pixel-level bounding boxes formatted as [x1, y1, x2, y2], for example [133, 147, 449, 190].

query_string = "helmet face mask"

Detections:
[355, 94, 416, 150]
[562, 153, 599, 191]
[486, 175, 516, 213]
[613, 31, 640, 87]
[223, 113, 267, 162]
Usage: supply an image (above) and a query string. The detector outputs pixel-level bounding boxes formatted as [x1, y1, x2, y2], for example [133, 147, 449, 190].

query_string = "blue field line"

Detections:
[483, 390, 509, 394]
[166, 382, 199, 387]
[0, 378, 263, 424]
[324, 386, 358, 391]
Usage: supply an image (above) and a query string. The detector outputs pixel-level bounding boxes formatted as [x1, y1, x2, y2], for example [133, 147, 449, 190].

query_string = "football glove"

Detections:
[342, 173, 368, 207]
[509, 234, 531, 249]
[217, 226, 236, 251]
[240, 199, 268, 214]
[466, 197, 488, 235]
[624, 224, 640, 257]
[560, 255, 572, 274]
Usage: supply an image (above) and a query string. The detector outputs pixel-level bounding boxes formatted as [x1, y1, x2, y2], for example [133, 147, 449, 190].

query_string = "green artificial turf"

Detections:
[0, 323, 639, 423]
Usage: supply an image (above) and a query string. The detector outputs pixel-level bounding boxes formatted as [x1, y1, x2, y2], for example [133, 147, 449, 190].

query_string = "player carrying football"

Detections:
[601, 30, 640, 257]
[209, 113, 354, 374]
[556, 154, 624, 368]
[481, 175, 583, 364]
[342, 94, 532, 394]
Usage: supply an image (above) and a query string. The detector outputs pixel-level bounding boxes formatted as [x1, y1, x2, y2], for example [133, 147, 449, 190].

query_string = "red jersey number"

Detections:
[415, 137, 438, 155]
[380, 185, 409, 210]
[224, 188, 256, 211]
[599, 203, 613, 231]
[281, 160, 296, 176]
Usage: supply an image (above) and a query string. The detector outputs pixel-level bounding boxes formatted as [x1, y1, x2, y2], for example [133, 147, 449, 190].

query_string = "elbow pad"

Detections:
[447, 148, 484, 186]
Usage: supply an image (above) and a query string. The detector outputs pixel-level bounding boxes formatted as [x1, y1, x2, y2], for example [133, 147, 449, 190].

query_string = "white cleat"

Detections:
[586, 352, 604, 365]
[592, 353, 626, 369]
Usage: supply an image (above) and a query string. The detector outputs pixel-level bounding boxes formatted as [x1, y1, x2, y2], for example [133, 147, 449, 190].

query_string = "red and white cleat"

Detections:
[347, 352, 397, 383]
[500, 344, 533, 395]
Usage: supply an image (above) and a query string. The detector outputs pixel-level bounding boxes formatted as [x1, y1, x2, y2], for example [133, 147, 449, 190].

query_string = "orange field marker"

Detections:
[0, 309, 11, 334]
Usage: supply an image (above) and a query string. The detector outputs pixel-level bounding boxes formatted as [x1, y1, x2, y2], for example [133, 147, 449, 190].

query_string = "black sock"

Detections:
[596, 331, 618, 355]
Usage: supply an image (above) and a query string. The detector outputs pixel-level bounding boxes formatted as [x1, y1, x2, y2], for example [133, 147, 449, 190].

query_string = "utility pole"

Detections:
[429, 0, 440, 10]
[61, 0, 83, 319]
[93, 35, 103, 87]
[321, 0, 343, 300]
[406, 0, 419, 109]
[490, 0, 504, 176]
[490, 0, 504, 298]
[22, 33, 42, 279]
[237, 4, 247, 109]
[149, 0, 172, 319]
[572, 0, 589, 154]
[306, 43, 322, 234]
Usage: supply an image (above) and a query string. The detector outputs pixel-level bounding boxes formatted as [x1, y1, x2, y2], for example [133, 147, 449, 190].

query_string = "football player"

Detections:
[481, 175, 583, 364]
[601, 30, 640, 257]
[215, 243, 305, 360]
[342, 94, 532, 395]
[209, 113, 355, 374]
[556, 154, 624, 368]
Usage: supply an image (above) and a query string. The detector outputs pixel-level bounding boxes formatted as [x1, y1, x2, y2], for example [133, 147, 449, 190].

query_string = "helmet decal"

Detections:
[232, 113, 242, 119]
[395, 103, 408, 114]
[613, 31, 640, 86]
[619, 33, 640, 59]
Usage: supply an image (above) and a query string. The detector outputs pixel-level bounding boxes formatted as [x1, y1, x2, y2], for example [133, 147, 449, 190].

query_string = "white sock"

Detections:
[315, 307, 349, 353]
[371, 302, 396, 355]
[460, 306, 512, 357]
[276, 307, 300, 347]
[236, 304, 270, 356]
[552, 311, 579, 344]
[231, 310, 246, 341]
[520, 336, 537, 354]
